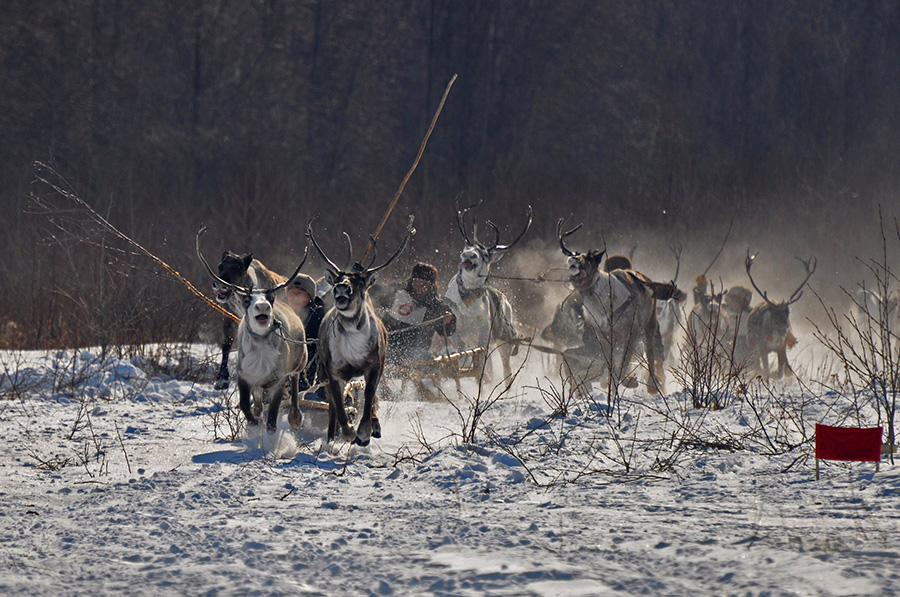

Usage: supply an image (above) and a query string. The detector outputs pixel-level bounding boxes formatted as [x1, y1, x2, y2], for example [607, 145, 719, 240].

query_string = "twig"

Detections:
[701, 210, 737, 277]
[115, 421, 133, 475]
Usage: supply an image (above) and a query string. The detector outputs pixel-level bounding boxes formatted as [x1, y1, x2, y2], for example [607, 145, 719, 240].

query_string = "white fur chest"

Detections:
[583, 275, 633, 333]
[329, 316, 375, 369]
[446, 274, 493, 346]
[236, 328, 282, 386]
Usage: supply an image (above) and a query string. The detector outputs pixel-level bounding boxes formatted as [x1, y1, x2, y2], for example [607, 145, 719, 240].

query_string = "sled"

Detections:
[297, 379, 364, 424]
[385, 347, 486, 400]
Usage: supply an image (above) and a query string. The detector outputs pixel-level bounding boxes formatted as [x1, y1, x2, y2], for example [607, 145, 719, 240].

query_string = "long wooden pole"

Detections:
[360, 73, 458, 263]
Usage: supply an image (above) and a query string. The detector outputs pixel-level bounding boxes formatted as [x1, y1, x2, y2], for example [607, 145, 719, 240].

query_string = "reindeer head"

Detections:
[240, 289, 281, 335]
[455, 200, 532, 288]
[196, 227, 308, 328]
[212, 251, 254, 304]
[307, 215, 415, 319]
[557, 217, 605, 290]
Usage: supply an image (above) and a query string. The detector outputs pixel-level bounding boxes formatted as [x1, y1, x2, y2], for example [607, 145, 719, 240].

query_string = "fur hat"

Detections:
[410, 262, 438, 283]
[290, 273, 318, 298]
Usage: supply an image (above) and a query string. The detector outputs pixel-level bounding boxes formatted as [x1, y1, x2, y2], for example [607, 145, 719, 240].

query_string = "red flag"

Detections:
[815, 424, 882, 462]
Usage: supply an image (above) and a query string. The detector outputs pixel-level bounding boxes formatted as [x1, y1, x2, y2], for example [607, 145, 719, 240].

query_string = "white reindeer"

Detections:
[557, 218, 678, 396]
[198, 228, 309, 431]
[851, 288, 899, 335]
[307, 215, 414, 447]
[209, 251, 292, 389]
[445, 200, 532, 383]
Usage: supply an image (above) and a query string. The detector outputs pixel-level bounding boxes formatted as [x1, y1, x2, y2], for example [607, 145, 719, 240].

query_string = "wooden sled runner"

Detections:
[385, 347, 486, 400]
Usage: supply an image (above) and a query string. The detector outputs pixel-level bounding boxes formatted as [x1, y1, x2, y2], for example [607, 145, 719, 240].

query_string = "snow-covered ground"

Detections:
[0, 343, 897, 596]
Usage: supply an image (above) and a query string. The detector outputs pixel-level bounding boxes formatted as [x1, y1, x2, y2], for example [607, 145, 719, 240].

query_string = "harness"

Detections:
[456, 274, 484, 307]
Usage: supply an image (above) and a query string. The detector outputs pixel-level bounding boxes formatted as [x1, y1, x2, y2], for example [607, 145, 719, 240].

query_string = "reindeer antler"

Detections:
[196, 226, 252, 295]
[670, 243, 683, 284]
[368, 215, 416, 274]
[306, 215, 342, 273]
[745, 249, 773, 305]
[487, 205, 533, 252]
[788, 256, 817, 304]
[455, 197, 481, 247]
[557, 216, 583, 257]
[342, 231, 354, 271]
[270, 243, 310, 293]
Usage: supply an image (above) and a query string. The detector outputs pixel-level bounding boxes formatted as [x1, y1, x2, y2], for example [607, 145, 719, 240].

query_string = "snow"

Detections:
[1, 343, 898, 596]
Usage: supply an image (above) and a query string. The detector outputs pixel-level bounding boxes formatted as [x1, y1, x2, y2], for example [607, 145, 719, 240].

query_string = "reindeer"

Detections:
[557, 218, 678, 396]
[851, 288, 899, 334]
[198, 228, 309, 431]
[687, 276, 730, 347]
[541, 291, 586, 352]
[210, 251, 291, 389]
[307, 215, 414, 447]
[445, 201, 532, 383]
[745, 250, 816, 379]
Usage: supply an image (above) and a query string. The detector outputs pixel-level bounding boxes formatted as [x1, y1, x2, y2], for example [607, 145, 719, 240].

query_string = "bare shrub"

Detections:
[0, 350, 43, 401]
[809, 209, 898, 459]
[202, 392, 246, 442]
[670, 301, 752, 410]
[25, 169, 211, 351]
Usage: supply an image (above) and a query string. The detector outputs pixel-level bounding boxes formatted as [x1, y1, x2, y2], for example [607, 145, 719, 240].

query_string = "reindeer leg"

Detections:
[500, 342, 513, 387]
[266, 384, 285, 432]
[759, 348, 771, 378]
[776, 346, 791, 379]
[216, 317, 235, 390]
[645, 317, 665, 395]
[354, 367, 381, 447]
[237, 379, 258, 426]
[326, 401, 337, 442]
[326, 377, 355, 442]
[287, 374, 303, 429]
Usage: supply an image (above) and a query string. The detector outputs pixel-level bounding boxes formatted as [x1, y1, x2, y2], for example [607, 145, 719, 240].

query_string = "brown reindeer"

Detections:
[745, 250, 816, 379]
[307, 215, 414, 446]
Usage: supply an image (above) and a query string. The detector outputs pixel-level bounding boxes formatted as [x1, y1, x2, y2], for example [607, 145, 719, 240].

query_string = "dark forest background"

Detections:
[3, 0, 900, 348]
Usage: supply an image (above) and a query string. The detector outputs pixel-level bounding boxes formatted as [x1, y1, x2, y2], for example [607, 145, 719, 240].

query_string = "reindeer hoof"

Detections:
[371, 417, 382, 439]
[340, 425, 356, 442]
[214, 378, 229, 390]
[623, 376, 639, 389]
[353, 435, 371, 447]
[288, 409, 303, 429]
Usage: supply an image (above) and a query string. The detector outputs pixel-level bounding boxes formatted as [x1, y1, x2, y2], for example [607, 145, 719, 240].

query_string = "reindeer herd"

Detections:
[196, 202, 835, 446]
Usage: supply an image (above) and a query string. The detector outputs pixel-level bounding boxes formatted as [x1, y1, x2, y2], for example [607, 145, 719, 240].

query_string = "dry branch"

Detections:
[32, 162, 238, 322]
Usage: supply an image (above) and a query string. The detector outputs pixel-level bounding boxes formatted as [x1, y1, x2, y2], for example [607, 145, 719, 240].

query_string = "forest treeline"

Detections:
[2, 1, 899, 348]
